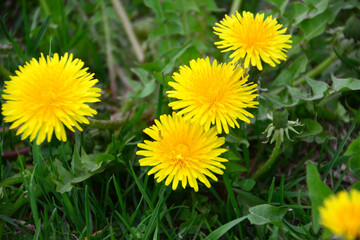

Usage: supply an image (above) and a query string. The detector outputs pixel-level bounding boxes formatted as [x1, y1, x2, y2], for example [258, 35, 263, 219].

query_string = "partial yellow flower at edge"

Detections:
[2, 53, 101, 145]
[136, 113, 228, 192]
[319, 189, 360, 240]
[167, 57, 258, 134]
[213, 11, 292, 71]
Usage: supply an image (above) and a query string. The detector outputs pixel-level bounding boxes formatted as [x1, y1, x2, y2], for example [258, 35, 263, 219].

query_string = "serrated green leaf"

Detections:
[300, 119, 323, 138]
[144, 0, 165, 21]
[305, 78, 329, 99]
[162, 42, 192, 74]
[225, 134, 250, 147]
[349, 155, 360, 179]
[71, 147, 85, 175]
[344, 137, 360, 156]
[225, 162, 247, 173]
[237, 190, 266, 209]
[183, 0, 199, 12]
[336, 102, 350, 123]
[298, 2, 344, 40]
[247, 204, 288, 225]
[263, 93, 300, 108]
[139, 59, 167, 73]
[287, 78, 328, 101]
[331, 75, 360, 92]
[81, 148, 102, 172]
[273, 55, 308, 86]
[202, 0, 223, 12]
[54, 159, 74, 193]
[95, 154, 115, 164]
[131, 68, 150, 84]
[343, 124, 360, 178]
[239, 179, 256, 191]
[303, 0, 329, 17]
[298, 8, 333, 40]
[149, 21, 184, 39]
[352, 182, 360, 191]
[306, 162, 333, 233]
[266, 0, 289, 15]
[135, 79, 157, 98]
[292, 2, 309, 24]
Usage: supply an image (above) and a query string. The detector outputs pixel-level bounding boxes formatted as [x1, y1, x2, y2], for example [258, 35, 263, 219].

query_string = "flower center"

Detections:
[207, 88, 223, 105]
[171, 143, 190, 166]
[242, 23, 273, 50]
[40, 89, 58, 105]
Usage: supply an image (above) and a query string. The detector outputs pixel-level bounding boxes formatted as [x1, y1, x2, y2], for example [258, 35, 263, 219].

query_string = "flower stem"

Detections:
[230, 0, 242, 15]
[292, 53, 337, 86]
[252, 137, 281, 180]
[270, 53, 337, 95]
[101, 0, 118, 101]
[111, 0, 144, 62]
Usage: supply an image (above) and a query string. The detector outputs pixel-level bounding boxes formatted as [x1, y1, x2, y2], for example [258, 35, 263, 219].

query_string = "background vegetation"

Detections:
[0, 0, 360, 239]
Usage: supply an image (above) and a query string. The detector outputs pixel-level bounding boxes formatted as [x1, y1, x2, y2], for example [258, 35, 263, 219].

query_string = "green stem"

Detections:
[270, 53, 337, 95]
[230, 0, 242, 15]
[111, 0, 144, 62]
[156, 84, 163, 119]
[88, 118, 124, 130]
[252, 137, 281, 180]
[101, 0, 118, 101]
[292, 53, 337, 86]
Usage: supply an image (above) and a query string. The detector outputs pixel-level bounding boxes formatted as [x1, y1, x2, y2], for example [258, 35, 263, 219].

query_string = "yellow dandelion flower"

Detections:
[319, 189, 360, 240]
[136, 113, 227, 192]
[2, 53, 101, 145]
[167, 57, 258, 134]
[213, 11, 292, 71]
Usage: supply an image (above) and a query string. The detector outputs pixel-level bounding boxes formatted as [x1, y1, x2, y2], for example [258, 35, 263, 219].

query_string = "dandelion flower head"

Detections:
[136, 113, 228, 192]
[213, 11, 292, 71]
[2, 53, 101, 145]
[319, 189, 360, 240]
[167, 57, 258, 134]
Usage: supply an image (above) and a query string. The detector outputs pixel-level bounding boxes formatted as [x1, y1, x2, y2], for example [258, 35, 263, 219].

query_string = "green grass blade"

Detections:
[143, 187, 165, 240]
[203, 216, 247, 240]
[223, 173, 243, 237]
[115, 211, 140, 240]
[113, 175, 128, 221]
[323, 110, 359, 180]
[267, 177, 275, 204]
[29, 165, 40, 229]
[1, 17, 26, 61]
[30, 15, 51, 56]
[61, 193, 83, 231]
[33, 219, 42, 240]
[121, 103, 147, 135]
[129, 197, 143, 226]
[21, 0, 30, 55]
[85, 185, 92, 240]
[279, 174, 285, 205]
[127, 157, 154, 210]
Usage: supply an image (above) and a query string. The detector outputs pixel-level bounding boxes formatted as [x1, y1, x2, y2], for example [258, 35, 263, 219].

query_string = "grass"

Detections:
[1, 0, 360, 239]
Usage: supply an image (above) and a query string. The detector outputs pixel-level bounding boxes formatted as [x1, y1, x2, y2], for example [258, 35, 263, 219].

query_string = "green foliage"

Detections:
[247, 204, 288, 225]
[306, 162, 332, 233]
[345, 137, 360, 179]
[0, 0, 360, 239]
